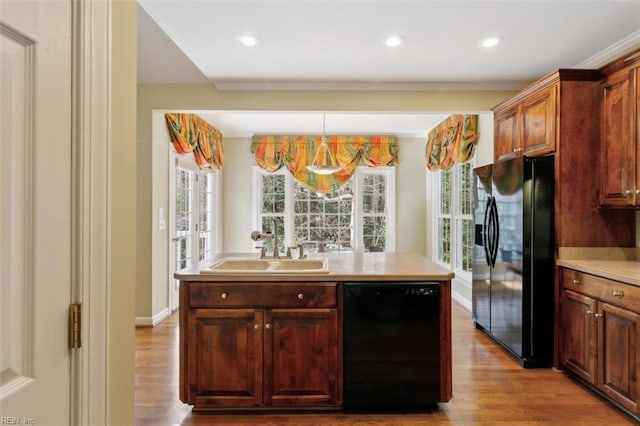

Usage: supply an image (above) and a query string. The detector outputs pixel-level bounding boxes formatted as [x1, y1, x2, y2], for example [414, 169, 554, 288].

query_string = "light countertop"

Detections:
[557, 259, 640, 287]
[175, 252, 455, 282]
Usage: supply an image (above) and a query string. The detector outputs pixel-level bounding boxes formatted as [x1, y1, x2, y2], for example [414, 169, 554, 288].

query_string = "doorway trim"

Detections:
[70, 0, 111, 424]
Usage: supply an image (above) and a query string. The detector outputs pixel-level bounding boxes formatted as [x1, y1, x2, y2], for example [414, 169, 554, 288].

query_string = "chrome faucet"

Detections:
[251, 218, 280, 259]
[250, 219, 306, 260]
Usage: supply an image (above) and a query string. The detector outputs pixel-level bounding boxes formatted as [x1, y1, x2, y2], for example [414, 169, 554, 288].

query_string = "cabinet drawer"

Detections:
[562, 269, 640, 312]
[188, 282, 337, 308]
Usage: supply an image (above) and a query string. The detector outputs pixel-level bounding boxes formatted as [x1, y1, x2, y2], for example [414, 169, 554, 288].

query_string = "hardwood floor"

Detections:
[135, 302, 636, 425]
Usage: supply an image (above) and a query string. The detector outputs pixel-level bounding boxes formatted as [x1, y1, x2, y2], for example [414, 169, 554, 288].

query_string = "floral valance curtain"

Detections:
[425, 114, 479, 171]
[165, 113, 224, 170]
[251, 135, 398, 194]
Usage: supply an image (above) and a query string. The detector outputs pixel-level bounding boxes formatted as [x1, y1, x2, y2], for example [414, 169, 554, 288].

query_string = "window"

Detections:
[253, 167, 395, 254]
[172, 155, 220, 270]
[433, 161, 474, 277]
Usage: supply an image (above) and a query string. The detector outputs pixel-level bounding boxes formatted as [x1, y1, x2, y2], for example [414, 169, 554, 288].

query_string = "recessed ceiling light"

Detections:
[481, 36, 501, 48]
[237, 35, 259, 47]
[385, 35, 405, 48]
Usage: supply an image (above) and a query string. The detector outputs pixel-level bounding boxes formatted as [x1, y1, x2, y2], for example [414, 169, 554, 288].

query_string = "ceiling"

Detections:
[137, 0, 640, 137]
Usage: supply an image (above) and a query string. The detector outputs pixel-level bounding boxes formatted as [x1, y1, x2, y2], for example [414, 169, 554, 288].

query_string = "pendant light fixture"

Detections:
[306, 114, 341, 175]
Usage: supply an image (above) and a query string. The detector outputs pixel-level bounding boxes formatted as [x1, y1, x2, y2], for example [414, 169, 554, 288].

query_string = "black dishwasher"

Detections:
[343, 282, 440, 411]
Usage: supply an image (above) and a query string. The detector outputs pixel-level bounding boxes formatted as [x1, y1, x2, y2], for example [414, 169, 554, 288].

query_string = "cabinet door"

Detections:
[264, 309, 340, 406]
[494, 107, 520, 162]
[636, 67, 640, 207]
[600, 67, 635, 206]
[598, 302, 639, 413]
[187, 309, 263, 408]
[521, 84, 556, 157]
[562, 290, 597, 384]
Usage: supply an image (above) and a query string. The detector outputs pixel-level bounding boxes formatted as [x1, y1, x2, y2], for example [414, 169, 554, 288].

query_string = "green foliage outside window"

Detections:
[258, 170, 389, 253]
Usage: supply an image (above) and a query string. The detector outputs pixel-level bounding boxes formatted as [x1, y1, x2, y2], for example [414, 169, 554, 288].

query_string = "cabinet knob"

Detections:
[625, 189, 632, 197]
[571, 279, 580, 285]
[221, 292, 229, 299]
[612, 290, 625, 298]
[594, 313, 603, 319]
[586, 310, 593, 315]
[254, 324, 261, 330]
[297, 293, 304, 300]
[265, 323, 271, 330]
[636, 189, 640, 195]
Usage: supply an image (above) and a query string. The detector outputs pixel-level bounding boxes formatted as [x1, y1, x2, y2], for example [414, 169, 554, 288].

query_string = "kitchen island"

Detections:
[175, 252, 454, 412]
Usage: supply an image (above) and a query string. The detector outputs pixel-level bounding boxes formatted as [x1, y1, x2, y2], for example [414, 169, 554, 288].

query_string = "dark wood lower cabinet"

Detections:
[562, 290, 597, 385]
[561, 268, 640, 420]
[266, 309, 339, 406]
[187, 309, 263, 408]
[180, 282, 341, 411]
[599, 303, 639, 413]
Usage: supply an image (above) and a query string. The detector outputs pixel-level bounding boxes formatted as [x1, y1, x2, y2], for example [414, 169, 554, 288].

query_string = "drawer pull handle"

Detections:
[571, 279, 580, 285]
[297, 293, 304, 300]
[594, 313, 603, 319]
[586, 310, 593, 315]
[254, 324, 260, 330]
[612, 290, 625, 298]
[265, 323, 271, 330]
[221, 292, 229, 299]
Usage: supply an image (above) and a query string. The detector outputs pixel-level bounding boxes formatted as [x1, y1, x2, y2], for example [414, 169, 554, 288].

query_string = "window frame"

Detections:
[252, 166, 395, 253]
[431, 160, 474, 282]
[169, 151, 222, 267]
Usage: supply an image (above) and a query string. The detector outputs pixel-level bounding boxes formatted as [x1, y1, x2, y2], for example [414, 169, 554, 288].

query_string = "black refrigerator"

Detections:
[472, 156, 554, 368]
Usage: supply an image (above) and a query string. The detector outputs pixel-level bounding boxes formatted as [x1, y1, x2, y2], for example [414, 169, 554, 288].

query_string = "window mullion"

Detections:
[353, 170, 363, 252]
[284, 173, 295, 247]
[193, 172, 201, 263]
[452, 167, 458, 271]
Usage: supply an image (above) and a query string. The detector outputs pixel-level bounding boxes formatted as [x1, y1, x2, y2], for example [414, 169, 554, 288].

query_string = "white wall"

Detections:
[221, 137, 255, 252]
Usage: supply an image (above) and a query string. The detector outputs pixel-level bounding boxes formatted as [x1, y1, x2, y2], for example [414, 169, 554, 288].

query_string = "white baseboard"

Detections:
[135, 307, 171, 327]
[452, 289, 472, 312]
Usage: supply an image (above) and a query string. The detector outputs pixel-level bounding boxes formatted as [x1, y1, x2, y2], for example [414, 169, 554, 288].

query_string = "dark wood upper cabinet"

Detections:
[493, 69, 634, 248]
[599, 65, 639, 207]
[493, 74, 560, 162]
[494, 107, 520, 162]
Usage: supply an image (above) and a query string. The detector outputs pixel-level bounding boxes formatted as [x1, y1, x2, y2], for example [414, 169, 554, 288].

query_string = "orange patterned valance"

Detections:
[425, 114, 478, 171]
[165, 113, 224, 170]
[251, 135, 398, 194]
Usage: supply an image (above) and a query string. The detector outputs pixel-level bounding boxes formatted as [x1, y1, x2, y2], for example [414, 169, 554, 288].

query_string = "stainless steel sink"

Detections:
[201, 257, 329, 274]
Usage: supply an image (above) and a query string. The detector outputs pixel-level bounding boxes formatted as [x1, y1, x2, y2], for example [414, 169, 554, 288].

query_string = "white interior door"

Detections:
[0, 0, 73, 423]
